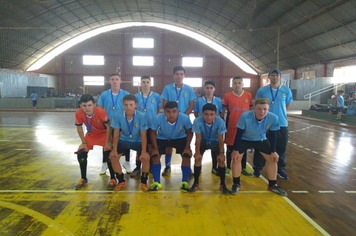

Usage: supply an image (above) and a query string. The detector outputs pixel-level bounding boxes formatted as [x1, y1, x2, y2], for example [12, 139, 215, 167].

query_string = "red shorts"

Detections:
[224, 127, 237, 146]
[84, 132, 108, 151]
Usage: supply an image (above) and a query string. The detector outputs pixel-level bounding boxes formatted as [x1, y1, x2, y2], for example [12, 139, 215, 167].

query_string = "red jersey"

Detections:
[75, 107, 109, 136]
[223, 91, 253, 128]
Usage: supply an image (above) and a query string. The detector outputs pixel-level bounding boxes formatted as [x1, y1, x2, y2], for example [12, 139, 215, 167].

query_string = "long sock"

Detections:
[181, 166, 190, 182]
[136, 155, 141, 169]
[125, 149, 130, 162]
[77, 152, 88, 180]
[211, 151, 217, 170]
[193, 166, 201, 185]
[151, 163, 161, 183]
[218, 166, 226, 186]
[141, 172, 148, 184]
[103, 151, 115, 180]
[241, 152, 247, 169]
[116, 173, 125, 183]
[165, 154, 172, 167]
[268, 180, 277, 187]
[226, 146, 232, 169]
[233, 177, 240, 185]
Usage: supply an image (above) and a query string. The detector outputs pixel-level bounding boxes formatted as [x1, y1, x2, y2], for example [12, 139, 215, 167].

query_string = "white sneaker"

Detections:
[100, 162, 108, 175]
[123, 161, 132, 174]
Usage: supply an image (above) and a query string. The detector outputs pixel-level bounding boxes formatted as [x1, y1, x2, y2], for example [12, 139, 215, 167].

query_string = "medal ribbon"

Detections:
[125, 112, 135, 138]
[111, 89, 121, 108]
[168, 116, 179, 140]
[141, 91, 151, 111]
[85, 113, 94, 134]
[203, 121, 214, 141]
[269, 85, 279, 104]
[175, 85, 183, 102]
[255, 117, 266, 141]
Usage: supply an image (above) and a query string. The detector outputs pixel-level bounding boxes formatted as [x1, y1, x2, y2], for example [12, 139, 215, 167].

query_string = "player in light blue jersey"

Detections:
[194, 80, 223, 176]
[97, 73, 131, 175]
[231, 98, 287, 196]
[254, 68, 293, 179]
[131, 75, 162, 177]
[161, 66, 196, 176]
[189, 103, 229, 194]
[336, 90, 345, 121]
[109, 95, 150, 192]
[149, 101, 193, 192]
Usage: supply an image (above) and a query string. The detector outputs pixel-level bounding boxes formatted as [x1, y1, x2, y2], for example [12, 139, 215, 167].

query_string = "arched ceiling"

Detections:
[0, 0, 355, 74]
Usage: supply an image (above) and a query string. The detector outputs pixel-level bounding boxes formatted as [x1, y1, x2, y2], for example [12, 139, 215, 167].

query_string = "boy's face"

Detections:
[254, 104, 269, 120]
[232, 78, 243, 92]
[164, 107, 179, 123]
[109, 75, 122, 89]
[81, 100, 96, 115]
[202, 110, 216, 124]
[173, 70, 185, 86]
[123, 100, 137, 113]
[204, 84, 215, 96]
[268, 72, 281, 84]
[141, 78, 151, 90]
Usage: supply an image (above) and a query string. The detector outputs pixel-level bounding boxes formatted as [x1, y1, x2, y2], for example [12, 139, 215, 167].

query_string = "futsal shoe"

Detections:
[123, 161, 132, 174]
[225, 168, 231, 177]
[189, 168, 194, 176]
[149, 182, 162, 192]
[188, 183, 199, 193]
[277, 170, 289, 179]
[141, 183, 150, 192]
[162, 166, 171, 176]
[130, 167, 141, 178]
[107, 179, 117, 190]
[180, 182, 189, 192]
[75, 178, 88, 190]
[253, 170, 261, 178]
[229, 184, 240, 195]
[211, 168, 219, 176]
[220, 185, 230, 195]
[268, 184, 288, 196]
[100, 162, 108, 175]
[113, 182, 126, 191]
[242, 168, 254, 177]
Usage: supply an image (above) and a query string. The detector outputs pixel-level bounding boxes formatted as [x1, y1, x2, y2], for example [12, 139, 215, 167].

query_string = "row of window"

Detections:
[83, 76, 251, 88]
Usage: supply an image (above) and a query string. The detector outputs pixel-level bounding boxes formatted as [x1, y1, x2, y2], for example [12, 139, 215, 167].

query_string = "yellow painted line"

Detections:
[345, 191, 356, 193]
[0, 190, 270, 194]
[318, 191, 335, 193]
[16, 149, 32, 151]
[0, 140, 11, 142]
[0, 200, 74, 236]
[292, 191, 308, 193]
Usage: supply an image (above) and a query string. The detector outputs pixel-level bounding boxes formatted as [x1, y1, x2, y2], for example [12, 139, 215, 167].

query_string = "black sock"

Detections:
[211, 151, 217, 170]
[233, 177, 240, 185]
[116, 173, 125, 183]
[103, 151, 115, 180]
[268, 180, 277, 187]
[194, 166, 201, 185]
[77, 152, 88, 180]
[218, 166, 226, 186]
[136, 160, 142, 170]
[141, 172, 148, 184]
[226, 146, 232, 169]
[125, 150, 130, 162]
[241, 152, 247, 169]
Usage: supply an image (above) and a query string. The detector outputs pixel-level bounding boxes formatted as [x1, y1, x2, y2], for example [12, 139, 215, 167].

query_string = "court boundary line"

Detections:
[0, 190, 269, 194]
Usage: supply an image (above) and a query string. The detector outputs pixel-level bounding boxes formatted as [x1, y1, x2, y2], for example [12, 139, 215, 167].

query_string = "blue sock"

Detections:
[151, 163, 161, 183]
[165, 154, 172, 167]
[181, 166, 190, 183]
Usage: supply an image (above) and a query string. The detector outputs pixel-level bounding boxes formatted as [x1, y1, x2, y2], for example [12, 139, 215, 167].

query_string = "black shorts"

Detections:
[146, 128, 152, 145]
[239, 139, 271, 155]
[200, 140, 220, 155]
[117, 139, 147, 157]
[157, 138, 187, 155]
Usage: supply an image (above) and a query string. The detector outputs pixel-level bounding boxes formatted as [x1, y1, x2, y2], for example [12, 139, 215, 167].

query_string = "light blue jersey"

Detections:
[337, 95, 344, 107]
[151, 113, 192, 140]
[256, 85, 293, 127]
[97, 89, 130, 121]
[30, 93, 38, 101]
[237, 110, 280, 141]
[192, 116, 226, 142]
[346, 104, 356, 115]
[135, 92, 161, 127]
[194, 96, 223, 116]
[111, 110, 148, 142]
[161, 83, 196, 113]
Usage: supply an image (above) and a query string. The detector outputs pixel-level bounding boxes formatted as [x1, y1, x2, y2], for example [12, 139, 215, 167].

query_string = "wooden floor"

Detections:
[0, 112, 355, 236]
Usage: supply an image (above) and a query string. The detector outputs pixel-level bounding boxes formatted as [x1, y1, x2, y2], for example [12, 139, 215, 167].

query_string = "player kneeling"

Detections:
[231, 98, 287, 196]
[109, 95, 150, 192]
[189, 103, 229, 195]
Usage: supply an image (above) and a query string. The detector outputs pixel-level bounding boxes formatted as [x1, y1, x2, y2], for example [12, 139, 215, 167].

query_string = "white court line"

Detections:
[16, 149, 31, 151]
[298, 145, 304, 148]
[345, 191, 356, 193]
[318, 191, 335, 193]
[292, 191, 308, 193]
[312, 151, 319, 154]
[321, 155, 327, 158]
[352, 168, 356, 171]
[305, 148, 310, 151]
[290, 119, 356, 136]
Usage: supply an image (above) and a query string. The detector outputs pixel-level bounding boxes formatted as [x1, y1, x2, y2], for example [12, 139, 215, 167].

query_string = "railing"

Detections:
[304, 83, 346, 107]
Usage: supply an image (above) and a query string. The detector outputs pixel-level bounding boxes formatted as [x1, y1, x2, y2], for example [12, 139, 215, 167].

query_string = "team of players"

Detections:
[74, 66, 292, 196]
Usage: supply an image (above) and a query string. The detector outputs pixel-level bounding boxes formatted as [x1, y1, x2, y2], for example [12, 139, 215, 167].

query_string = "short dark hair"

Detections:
[110, 73, 120, 78]
[123, 94, 137, 103]
[232, 76, 243, 82]
[337, 90, 344, 94]
[254, 98, 270, 106]
[204, 80, 216, 87]
[141, 75, 151, 81]
[202, 103, 217, 113]
[173, 66, 186, 75]
[80, 94, 95, 104]
[164, 101, 178, 109]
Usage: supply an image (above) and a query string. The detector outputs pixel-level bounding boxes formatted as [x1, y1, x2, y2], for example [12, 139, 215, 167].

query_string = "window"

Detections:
[230, 78, 251, 88]
[182, 57, 203, 67]
[83, 55, 104, 65]
[133, 38, 154, 48]
[133, 56, 154, 66]
[83, 76, 104, 86]
[184, 78, 202, 87]
[133, 77, 155, 86]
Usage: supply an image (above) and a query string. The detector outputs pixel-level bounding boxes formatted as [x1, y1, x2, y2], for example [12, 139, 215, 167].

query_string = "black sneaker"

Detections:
[268, 184, 288, 196]
[189, 168, 194, 176]
[253, 170, 261, 178]
[230, 184, 240, 195]
[277, 170, 289, 179]
[130, 167, 141, 178]
[75, 178, 88, 190]
[211, 168, 219, 176]
[188, 183, 199, 193]
[220, 185, 230, 195]
[162, 166, 171, 176]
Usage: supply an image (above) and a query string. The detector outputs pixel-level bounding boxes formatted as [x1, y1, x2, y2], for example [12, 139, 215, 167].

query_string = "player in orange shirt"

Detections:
[222, 77, 254, 178]
[74, 94, 116, 190]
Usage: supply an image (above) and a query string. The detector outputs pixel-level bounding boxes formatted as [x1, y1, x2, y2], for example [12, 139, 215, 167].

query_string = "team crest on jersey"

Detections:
[183, 93, 188, 98]
[226, 137, 229, 141]
[281, 93, 286, 98]
[244, 99, 248, 103]
[151, 99, 155, 103]
[134, 123, 139, 128]
[265, 125, 270, 129]
[178, 126, 183, 130]
[96, 119, 100, 123]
